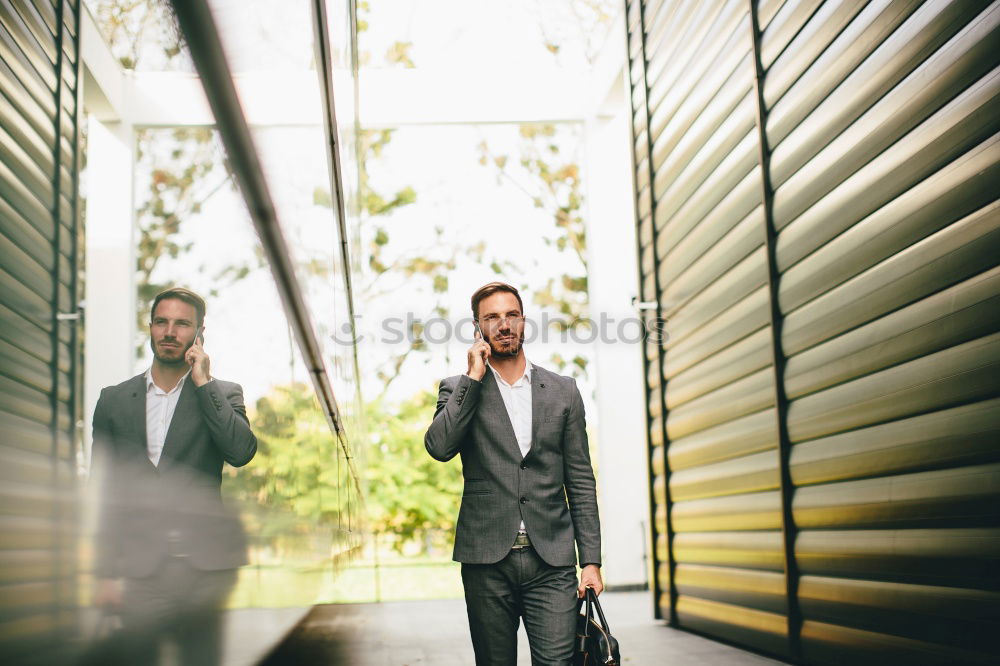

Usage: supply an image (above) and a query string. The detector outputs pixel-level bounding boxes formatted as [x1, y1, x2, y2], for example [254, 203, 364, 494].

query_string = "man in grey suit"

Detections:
[91, 287, 257, 665]
[425, 281, 603, 665]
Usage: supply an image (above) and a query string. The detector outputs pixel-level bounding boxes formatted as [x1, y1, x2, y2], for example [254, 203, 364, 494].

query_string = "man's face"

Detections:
[477, 292, 524, 358]
[149, 298, 199, 365]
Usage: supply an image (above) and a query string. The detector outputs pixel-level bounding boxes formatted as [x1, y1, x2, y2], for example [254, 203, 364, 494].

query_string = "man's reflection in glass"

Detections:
[89, 288, 257, 665]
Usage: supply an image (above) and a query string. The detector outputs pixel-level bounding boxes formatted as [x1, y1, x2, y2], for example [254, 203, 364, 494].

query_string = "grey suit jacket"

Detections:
[91, 373, 257, 578]
[425, 364, 601, 567]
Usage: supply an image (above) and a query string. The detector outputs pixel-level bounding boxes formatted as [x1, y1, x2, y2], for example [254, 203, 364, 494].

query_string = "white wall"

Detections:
[584, 67, 651, 588]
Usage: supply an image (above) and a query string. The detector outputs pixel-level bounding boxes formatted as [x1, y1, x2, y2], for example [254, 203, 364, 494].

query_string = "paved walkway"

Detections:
[257, 591, 785, 665]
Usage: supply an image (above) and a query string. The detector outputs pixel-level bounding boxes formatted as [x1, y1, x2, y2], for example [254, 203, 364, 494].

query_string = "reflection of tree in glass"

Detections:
[133, 128, 258, 356]
[224, 383, 459, 556]
[87, 0, 187, 70]
[477, 123, 591, 378]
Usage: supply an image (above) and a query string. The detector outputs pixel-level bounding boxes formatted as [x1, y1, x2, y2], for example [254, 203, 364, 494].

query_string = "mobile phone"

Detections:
[193, 326, 205, 347]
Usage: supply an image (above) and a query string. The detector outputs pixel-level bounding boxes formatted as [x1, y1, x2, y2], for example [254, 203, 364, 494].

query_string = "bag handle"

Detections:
[577, 588, 597, 640]
[586, 587, 612, 634]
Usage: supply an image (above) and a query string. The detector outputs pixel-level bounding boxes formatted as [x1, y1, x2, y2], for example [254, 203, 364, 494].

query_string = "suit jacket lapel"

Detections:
[158, 377, 198, 468]
[527, 365, 549, 462]
[482, 369, 523, 460]
[128, 374, 149, 454]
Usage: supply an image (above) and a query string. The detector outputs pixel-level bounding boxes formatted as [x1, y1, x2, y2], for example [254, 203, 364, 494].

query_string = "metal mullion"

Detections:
[310, 0, 363, 529]
[748, 0, 800, 660]
[46, 0, 68, 648]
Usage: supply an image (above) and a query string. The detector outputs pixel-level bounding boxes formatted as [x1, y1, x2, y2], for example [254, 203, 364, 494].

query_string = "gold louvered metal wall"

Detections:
[627, 0, 1000, 663]
[0, 0, 82, 663]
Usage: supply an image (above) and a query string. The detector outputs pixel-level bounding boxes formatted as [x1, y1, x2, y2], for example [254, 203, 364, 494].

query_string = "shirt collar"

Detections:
[145, 367, 190, 395]
[488, 355, 532, 387]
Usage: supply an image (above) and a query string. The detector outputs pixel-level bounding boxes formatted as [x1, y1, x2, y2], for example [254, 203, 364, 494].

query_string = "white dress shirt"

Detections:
[145, 368, 189, 466]
[487, 356, 532, 532]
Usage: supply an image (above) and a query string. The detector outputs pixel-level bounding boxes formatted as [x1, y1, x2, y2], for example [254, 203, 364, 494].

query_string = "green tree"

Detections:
[362, 389, 462, 553]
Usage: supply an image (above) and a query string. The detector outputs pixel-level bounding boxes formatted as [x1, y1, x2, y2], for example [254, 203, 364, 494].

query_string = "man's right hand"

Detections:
[95, 578, 122, 608]
[467, 328, 490, 381]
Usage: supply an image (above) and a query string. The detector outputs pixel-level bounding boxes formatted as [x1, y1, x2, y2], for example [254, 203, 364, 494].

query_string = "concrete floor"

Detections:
[257, 591, 786, 665]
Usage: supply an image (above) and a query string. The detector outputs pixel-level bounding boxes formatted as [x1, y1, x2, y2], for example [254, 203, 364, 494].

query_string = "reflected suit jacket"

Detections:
[424, 364, 601, 567]
[91, 373, 257, 579]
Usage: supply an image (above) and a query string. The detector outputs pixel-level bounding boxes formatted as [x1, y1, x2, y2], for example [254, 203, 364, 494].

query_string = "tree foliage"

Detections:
[478, 123, 591, 377]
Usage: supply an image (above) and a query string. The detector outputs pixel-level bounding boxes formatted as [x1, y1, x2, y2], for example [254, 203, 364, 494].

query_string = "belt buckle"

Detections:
[512, 532, 531, 549]
[167, 529, 189, 558]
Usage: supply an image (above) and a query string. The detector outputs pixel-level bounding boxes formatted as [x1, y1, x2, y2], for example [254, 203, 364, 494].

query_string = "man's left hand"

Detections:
[578, 564, 604, 598]
[186, 338, 211, 386]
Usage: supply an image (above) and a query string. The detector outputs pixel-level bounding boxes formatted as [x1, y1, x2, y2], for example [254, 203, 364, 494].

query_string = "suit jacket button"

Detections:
[520, 462, 527, 470]
[520, 497, 528, 504]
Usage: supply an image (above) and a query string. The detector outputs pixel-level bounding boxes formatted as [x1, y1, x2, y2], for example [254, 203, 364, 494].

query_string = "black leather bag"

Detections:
[573, 588, 621, 666]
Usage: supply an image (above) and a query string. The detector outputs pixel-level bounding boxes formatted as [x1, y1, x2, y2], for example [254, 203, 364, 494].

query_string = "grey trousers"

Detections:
[120, 557, 236, 666]
[461, 547, 579, 666]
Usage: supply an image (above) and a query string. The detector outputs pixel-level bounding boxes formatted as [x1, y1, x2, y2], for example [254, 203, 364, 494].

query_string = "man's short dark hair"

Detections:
[471, 282, 524, 321]
[151, 287, 206, 328]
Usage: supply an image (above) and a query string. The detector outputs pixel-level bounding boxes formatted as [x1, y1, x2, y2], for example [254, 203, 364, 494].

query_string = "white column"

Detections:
[83, 117, 135, 463]
[584, 71, 651, 589]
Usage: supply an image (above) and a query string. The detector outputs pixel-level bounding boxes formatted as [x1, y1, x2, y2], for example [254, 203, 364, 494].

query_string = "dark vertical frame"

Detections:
[67, 0, 83, 626]
[626, 0, 677, 624]
[48, 0, 68, 632]
[746, 0, 801, 659]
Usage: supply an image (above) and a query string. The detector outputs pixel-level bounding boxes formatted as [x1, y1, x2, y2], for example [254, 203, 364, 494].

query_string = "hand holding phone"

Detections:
[467, 322, 490, 381]
[186, 326, 212, 386]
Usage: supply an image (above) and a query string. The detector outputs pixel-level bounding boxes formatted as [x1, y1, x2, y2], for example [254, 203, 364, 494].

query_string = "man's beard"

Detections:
[487, 331, 524, 358]
[150, 337, 191, 366]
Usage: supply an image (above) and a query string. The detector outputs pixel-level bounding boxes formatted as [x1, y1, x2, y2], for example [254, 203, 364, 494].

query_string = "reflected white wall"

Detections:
[83, 117, 135, 460]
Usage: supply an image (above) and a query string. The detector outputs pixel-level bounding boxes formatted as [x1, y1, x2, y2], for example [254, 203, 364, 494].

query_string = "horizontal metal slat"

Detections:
[666, 326, 771, 407]
[0, 222, 56, 306]
[787, 331, 1000, 444]
[0, 4, 56, 91]
[763, 0, 870, 109]
[643, 2, 716, 113]
[785, 266, 1000, 401]
[0, 374, 53, 428]
[790, 397, 1000, 487]
[648, 3, 745, 149]
[771, 5, 1000, 216]
[779, 137, 1000, 314]
[663, 245, 767, 348]
[677, 595, 789, 656]
[663, 286, 769, 373]
[653, 62, 754, 207]
[799, 576, 1000, 654]
[767, 0, 970, 148]
[801, 618, 996, 665]
[795, 528, 1000, 588]
[671, 448, 779, 501]
[655, 146, 759, 254]
[671, 531, 785, 571]
[0, 91, 54, 179]
[775, 65, 1000, 257]
[782, 199, 1000, 356]
[660, 208, 763, 325]
[793, 462, 1000, 530]
[0, 124, 55, 210]
[666, 367, 774, 440]
[650, 34, 753, 182]
[673, 491, 782, 532]
[676, 563, 786, 613]
[759, 0, 821, 69]
[0, 336, 52, 395]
